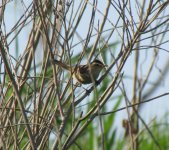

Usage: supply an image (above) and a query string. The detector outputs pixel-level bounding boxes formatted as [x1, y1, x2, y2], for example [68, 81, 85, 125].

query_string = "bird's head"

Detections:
[91, 59, 106, 70]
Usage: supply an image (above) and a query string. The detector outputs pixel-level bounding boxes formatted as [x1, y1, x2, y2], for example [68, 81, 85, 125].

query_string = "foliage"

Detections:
[0, 0, 169, 149]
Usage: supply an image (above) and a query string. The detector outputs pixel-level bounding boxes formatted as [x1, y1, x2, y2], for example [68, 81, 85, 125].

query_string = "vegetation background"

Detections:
[0, 0, 169, 149]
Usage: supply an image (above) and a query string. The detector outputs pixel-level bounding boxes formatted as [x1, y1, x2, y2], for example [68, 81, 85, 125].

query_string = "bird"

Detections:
[52, 59, 106, 84]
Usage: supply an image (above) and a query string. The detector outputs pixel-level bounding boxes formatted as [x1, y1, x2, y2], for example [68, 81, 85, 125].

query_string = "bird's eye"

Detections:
[94, 63, 99, 66]
[96, 64, 102, 67]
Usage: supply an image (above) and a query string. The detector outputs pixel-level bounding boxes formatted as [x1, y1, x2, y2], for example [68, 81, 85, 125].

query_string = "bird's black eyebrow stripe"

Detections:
[92, 60, 103, 65]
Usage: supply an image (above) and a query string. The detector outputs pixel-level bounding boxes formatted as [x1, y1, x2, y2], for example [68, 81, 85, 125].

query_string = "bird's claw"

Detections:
[85, 89, 91, 96]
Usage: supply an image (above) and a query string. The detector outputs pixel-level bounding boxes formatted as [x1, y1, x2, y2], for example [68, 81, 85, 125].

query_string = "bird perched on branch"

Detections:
[52, 59, 106, 84]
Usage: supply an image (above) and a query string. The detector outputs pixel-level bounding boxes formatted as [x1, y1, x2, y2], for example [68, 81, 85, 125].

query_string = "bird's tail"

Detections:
[52, 59, 71, 71]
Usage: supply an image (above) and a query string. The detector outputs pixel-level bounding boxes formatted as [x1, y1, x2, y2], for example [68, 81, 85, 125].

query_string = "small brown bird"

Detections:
[52, 59, 106, 84]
